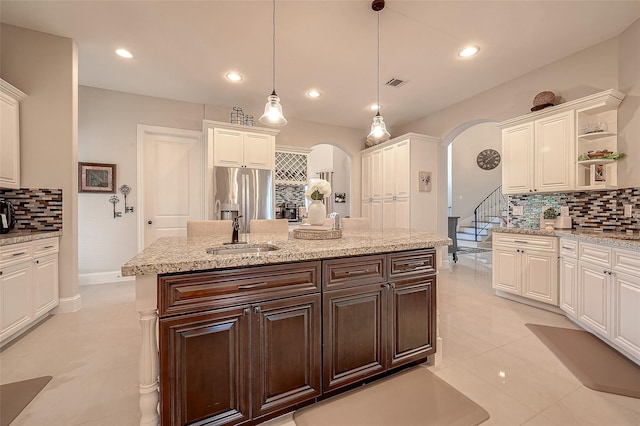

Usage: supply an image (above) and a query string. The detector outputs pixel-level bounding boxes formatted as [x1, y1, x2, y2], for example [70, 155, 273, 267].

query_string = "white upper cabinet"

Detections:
[499, 89, 624, 194]
[0, 80, 27, 190]
[501, 110, 574, 194]
[204, 121, 278, 170]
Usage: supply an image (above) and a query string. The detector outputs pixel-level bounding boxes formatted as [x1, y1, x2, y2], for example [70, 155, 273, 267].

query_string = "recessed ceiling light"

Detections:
[115, 48, 133, 59]
[458, 46, 479, 58]
[307, 89, 321, 98]
[369, 104, 380, 111]
[226, 72, 243, 82]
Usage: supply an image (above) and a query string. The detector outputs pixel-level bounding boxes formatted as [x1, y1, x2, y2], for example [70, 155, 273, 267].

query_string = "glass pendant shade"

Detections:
[367, 112, 390, 143]
[259, 91, 287, 126]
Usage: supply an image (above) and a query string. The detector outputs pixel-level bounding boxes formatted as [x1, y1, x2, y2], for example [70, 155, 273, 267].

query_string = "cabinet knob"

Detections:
[243, 308, 249, 315]
[254, 306, 261, 314]
[147, 220, 153, 225]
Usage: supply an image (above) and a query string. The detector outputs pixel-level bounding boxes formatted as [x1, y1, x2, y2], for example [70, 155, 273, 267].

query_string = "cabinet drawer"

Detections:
[322, 255, 386, 291]
[493, 233, 557, 252]
[559, 239, 578, 258]
[0, 242, 32, 267]
[32, 238, 59, 256]
[159, 261, 321, 317]
[612, 248, 640, 277]
[579, 242, 611, 267]
[388, 249, 435, 279]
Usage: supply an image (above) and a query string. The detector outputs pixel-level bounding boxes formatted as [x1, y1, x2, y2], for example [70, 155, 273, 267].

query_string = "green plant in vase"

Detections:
[542, 207, 557, 231]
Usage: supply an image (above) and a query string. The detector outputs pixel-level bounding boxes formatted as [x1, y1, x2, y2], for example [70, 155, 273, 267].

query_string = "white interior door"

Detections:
[139, 126, 203, 248]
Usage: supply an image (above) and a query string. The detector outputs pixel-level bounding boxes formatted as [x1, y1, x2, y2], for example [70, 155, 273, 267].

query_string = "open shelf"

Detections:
[577, 158, 616, 166]
[577, 131, 616, 140]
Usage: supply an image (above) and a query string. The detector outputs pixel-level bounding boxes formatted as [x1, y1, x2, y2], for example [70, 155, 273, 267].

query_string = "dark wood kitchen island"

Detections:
[122, 230, 451, 426]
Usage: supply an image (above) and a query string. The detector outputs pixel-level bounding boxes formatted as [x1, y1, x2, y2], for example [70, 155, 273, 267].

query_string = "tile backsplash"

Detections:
[0, 188, 63, 231]
[275, 184, 306, 206]
[508, 187, 640, 232]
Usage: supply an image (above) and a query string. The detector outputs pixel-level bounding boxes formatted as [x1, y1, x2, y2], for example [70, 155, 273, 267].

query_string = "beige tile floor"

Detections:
[1, 252, 639, 425]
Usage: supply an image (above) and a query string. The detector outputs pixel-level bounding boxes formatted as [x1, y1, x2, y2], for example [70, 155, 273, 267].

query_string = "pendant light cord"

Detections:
[377, 10, 380, 113]
[272, 0, 276, 93]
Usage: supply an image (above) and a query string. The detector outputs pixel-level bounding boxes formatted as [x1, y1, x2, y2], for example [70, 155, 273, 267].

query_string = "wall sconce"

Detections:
[119, 184, 134, 213]
[109, 195, 122, 218]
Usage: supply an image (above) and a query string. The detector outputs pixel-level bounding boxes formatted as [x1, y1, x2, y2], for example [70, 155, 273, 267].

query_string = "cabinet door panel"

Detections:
[560, 257, 578, 318]
[522, 250, 557, 305]
[323, 285, 386, 392]
[382, 198, 395, 230]
[244, 132, 272, 169]
[160, 307, 250, 426]
[33, 254, 59, 318]
[370, 150, 383, 199]
[535, 111, 574, 192]
[394, 141, 410, 198]
[389, 276, 435, 369]
[0, 262, 32, 340]
[578, 263, 610, 338]
[361, 154, 372, 200]
[611, 271, 640, 360]
[252, 294, 321, 418]
[502, 123, 533, 194]
[394, 197, 410, 230]
[214, 128, 244, 167]
[492, 248, 520, 294]
[382, 146, 395, 199]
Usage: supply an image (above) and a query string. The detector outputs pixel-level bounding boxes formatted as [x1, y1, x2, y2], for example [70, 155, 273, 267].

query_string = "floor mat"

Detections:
[294, 366, 490, 426]
[526, 323, 640, 399]
[0, 376, 52, 426]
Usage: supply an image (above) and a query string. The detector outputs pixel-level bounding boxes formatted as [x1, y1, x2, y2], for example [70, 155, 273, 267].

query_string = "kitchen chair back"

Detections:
[249, 219, 289, 234]
[341, 217, 370, 232]
[187, 220, 233, 237]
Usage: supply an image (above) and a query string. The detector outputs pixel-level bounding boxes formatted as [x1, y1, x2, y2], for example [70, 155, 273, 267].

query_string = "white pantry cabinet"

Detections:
[0, 79, 27, 189]
[498, 89, 624, 194]
[204, 120, 278, 170]
[492, 233, 558, 306]
[361, 133, 439, 232]
[0, 237, 59, 346]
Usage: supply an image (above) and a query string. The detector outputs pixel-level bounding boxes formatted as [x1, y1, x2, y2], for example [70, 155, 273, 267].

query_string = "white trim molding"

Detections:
[54, 294, 82, 313]
[79, 271, 135, 286]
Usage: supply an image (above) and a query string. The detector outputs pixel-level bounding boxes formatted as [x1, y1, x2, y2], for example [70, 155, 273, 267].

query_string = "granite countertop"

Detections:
[122, 230, 452, 276]
[0, 230, 63, 246]
[493, 227, 640, 251]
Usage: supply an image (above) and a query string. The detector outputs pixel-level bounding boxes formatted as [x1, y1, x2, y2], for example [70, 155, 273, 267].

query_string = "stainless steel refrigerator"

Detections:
[213, 167, 274, 233]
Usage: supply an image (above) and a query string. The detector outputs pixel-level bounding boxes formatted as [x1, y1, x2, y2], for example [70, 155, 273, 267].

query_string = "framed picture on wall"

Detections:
[78, 162, 117, 193]
[334, 192, 346, 203]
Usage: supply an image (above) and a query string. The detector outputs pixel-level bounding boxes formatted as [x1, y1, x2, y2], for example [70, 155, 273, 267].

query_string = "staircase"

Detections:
[456, 186, 507, 248]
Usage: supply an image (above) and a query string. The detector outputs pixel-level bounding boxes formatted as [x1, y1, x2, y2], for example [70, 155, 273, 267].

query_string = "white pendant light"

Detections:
[260, 0, 287, 126]
[367, 0, 390, 144]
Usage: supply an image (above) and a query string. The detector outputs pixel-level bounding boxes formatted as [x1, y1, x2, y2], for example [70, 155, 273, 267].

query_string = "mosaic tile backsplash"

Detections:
[509, 187, 640, 232]
[275, 184, 306, 206]
[0, 188, 63, 231]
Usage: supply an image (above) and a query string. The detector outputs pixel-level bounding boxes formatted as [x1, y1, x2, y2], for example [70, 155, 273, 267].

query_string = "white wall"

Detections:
[1, 24, 80, 311]
[450, 122, 502, 221]
[617, 18, 640, 188]
[332, 147, 351, 218]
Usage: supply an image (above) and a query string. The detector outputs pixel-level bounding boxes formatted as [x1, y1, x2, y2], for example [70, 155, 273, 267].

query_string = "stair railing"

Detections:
[473, 185, 508, 241]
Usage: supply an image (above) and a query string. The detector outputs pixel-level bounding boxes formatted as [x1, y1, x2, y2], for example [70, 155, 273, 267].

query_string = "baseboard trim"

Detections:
[54, 294, 82, 313]
[79, 271, 135, 286]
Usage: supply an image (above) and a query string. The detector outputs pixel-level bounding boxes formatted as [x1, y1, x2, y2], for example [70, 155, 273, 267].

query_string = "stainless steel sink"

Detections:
[207, 243, 280, 255]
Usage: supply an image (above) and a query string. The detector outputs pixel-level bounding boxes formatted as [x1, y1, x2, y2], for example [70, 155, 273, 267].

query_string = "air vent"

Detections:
[385, 78, 406, 88]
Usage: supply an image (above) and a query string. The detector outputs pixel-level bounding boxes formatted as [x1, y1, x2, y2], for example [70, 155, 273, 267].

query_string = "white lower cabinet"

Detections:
[0, 260, 32, 340]
[0, 237, 59, 345]
[492, 233, 558, 305]
[559, 239, 640, 363]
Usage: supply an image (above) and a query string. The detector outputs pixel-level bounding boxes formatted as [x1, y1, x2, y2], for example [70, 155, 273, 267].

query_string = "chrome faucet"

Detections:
[232, 216, 242, 243]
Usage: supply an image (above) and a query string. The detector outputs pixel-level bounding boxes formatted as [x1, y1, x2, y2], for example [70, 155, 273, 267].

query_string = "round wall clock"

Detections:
[476, 149, 501, 170]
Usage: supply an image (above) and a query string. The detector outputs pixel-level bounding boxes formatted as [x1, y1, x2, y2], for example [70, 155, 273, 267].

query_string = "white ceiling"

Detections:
[2, 1, 639, 131]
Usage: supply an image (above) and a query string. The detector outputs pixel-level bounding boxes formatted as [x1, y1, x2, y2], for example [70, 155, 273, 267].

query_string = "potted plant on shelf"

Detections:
[305, 179, 332, 225]
[542, 207, 558, 231]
